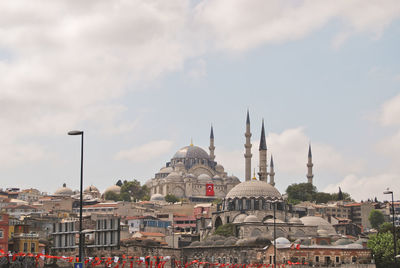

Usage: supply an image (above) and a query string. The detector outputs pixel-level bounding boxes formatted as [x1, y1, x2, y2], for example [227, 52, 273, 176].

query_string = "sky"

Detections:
[1, 0, 400, 202]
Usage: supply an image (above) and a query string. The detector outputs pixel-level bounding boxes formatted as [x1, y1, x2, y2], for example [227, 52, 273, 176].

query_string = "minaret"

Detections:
[258, 119, 267, 181]
[269, 155, 275, 186]
[209, 125, 215, 162]
[244, 110, 252, 181]
[307, 144, 314, 184]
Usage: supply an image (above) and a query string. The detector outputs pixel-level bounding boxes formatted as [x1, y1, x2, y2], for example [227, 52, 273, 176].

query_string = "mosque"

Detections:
[145, 126, 241, 202]
[206, 111, 338, 242]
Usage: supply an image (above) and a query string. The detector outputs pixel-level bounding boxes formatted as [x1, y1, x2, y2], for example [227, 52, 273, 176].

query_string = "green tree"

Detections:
[368, 232, 400, 268]
[116, 180, 123, 187]
[315, 192, 331, 204]
[379, 222, 400, 240]
[104, 191, 120, 202]
[165, 194, 179, 203]
[120, 179, 150, 201]
[286, 183, 317, 203]
[369, 210, 385, 229]
[214, 223, 235, 237]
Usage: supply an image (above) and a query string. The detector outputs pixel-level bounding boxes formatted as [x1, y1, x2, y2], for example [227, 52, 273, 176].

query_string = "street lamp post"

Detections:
[68, 130, 84, 263]
[384, 189, 397, 267]
[274, 202, 276, 266]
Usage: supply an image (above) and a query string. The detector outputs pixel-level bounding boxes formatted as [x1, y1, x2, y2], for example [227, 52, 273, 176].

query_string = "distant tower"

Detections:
[269, 155, 275, 186]
[307, 144, 314, 184]
[209, 125, 215, 162]
[258, 119, 267, 181]
[244, 110, 252, 181]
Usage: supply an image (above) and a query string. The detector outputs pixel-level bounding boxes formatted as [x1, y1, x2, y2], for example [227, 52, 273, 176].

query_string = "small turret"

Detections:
[258, 119, 267, 181]
[244, 110, 252, 181]
[209, 125, 215, 161]
[307, 144, 314, 184]
[269, 155, 275, 186]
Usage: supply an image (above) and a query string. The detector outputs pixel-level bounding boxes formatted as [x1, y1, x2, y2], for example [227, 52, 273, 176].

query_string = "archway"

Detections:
[215, 216, 223, 229]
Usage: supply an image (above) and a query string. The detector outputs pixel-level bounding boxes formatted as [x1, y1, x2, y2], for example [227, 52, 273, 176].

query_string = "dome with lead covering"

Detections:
[300, 216, 336, 236]
[104, 185, 121, 195]
[173, 145, 210, 160]
[55, 183, 74, 196]
[226, 180, 282, 200]
[150, 194, 165, 201]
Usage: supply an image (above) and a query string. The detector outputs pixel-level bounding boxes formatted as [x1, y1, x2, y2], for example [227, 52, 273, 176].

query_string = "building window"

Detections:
[315, 256, 319, 263]
[31, 243, 35, 253]
[110, 232, 114, 244]
[0, 229, 3, 238]
[104, 219, 107, 229]
[352, 256, 357, 263]
[23, 242, 28, 252]
[336, 256, 340, 263]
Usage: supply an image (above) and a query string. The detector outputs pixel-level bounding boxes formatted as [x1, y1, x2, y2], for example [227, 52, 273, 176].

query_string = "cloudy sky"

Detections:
[1, 0, 400, 201]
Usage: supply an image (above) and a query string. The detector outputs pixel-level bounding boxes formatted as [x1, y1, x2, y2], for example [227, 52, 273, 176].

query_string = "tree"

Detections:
[315, 192, 331, 204]
[120, 179, 150, 201]
[379, 222, 400, 240]
[368, 232, 400, 268]
[116, 180, 123, 187]
[214, 223, 235, 237]
[369, 210, 385, 229]
[165, 194, 179, 203]
[286, 183, 317, 203]
[104, 191, 120, 202]
[338, 187, 343, 200]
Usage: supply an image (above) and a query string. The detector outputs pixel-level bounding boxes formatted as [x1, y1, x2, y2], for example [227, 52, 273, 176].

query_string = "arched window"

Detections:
[254, 198, 259, 210]
[246, 199, 251, 210]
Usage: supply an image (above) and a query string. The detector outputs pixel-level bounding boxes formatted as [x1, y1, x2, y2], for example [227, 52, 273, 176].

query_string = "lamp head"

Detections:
[383, 190, 393, 195]
[68, 130, 83, 135]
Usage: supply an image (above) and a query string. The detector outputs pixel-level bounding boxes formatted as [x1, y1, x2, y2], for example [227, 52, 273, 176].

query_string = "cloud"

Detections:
[324, 173, 399, 201]
[0, 0, 398, 172]
[217, 127, 362, 189]
[379, 93, 400, 126]
[115, 140, 174, 163]
[194, 0, 400, 52]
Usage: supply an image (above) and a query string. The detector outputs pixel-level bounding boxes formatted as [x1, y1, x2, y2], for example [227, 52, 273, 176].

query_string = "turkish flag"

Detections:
[206, 183, 214, 196]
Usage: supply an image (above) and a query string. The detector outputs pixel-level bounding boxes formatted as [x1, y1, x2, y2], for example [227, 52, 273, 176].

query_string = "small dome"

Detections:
[213, 175, 222, 180]
[233, 214, 247, 223]
[150, 194, 165, 201]
[274, 237, 290, 245]
[198, 174, 211, 181]
[299, 216, 336, 236]
[317, 229, 329, 237]
[159, 166, 173, 173]
[55, 183, 74, 196]
[226, 180, 282, 200]
[264, 218, 284, 224]
[244, 215, 260, 223]
[334, 238, 352, 246]
[345, 243, 363, 249]
[215, 164, 224, 173]
[84, 185, 99, 193]
[166, 172, 183, 182]
[104, 185, 121, 195]
[289, 217, 302, 224]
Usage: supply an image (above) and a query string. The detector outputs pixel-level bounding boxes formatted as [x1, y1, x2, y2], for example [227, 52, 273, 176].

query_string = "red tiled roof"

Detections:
[344, 203, 361, 207]
[138, 232, 165, 237]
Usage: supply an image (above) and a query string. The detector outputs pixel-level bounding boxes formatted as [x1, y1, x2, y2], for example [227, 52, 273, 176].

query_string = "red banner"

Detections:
[206, 183, 214, 196]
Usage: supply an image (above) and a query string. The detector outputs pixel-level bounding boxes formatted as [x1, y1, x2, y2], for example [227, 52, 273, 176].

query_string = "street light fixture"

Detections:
[384, 189, 397, 267]
[68, 130, 84, 263]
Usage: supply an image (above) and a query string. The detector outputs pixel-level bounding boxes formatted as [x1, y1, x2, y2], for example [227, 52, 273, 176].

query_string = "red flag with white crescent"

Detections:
[206, 183, 214, 196]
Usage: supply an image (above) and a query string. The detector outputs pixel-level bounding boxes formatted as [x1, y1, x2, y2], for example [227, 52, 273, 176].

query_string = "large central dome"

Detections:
[226, 180, 282, 200]
[173, 145, 210, 160]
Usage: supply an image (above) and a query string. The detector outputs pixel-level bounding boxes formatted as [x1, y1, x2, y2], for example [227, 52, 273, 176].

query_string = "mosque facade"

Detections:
[145, 126, 241, 202]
